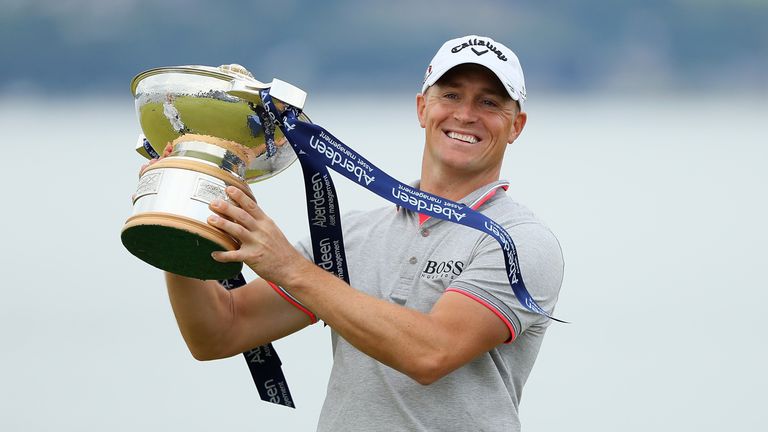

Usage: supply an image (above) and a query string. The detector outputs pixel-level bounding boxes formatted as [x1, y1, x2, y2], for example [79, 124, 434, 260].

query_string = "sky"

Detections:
[1, 0, 766, 95]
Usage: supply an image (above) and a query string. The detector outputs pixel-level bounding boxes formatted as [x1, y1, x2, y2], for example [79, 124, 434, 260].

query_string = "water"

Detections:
[0, 94, 765, 431]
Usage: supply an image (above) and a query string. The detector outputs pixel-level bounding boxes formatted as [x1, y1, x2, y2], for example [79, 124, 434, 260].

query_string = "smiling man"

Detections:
[165, 35, 564, 431]
[417, 62, 527, 202]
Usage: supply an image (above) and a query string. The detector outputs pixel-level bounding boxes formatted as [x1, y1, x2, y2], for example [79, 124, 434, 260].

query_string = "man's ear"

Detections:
[507, 111, 527, 144]
[416, 93, 427, 128]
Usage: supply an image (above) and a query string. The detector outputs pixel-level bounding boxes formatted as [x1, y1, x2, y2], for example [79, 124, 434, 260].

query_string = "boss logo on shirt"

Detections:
[421, 260, 464, 280]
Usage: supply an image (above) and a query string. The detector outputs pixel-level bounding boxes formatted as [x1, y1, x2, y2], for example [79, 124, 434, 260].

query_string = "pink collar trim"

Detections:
[418, 183, 509, 225]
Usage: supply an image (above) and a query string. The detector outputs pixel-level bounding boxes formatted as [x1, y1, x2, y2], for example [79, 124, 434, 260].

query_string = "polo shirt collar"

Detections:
[396, 179, 511, 226]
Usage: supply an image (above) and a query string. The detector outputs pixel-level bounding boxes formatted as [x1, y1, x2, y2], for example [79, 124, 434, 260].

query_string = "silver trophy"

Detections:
[121, 64, 308, 280]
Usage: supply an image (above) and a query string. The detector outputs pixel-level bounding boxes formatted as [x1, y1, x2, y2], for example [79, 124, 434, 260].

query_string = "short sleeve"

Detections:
[447, 222, 564, 341]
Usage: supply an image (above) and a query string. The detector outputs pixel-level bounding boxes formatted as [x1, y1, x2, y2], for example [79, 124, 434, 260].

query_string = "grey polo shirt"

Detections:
[296, 180, 564, 432]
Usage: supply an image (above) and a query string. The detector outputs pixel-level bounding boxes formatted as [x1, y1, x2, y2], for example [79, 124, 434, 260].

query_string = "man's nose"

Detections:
[452, 100, 478, 123]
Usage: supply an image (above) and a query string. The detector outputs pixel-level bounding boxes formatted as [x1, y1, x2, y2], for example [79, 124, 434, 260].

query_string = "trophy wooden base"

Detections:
[121, 211, 243, 280]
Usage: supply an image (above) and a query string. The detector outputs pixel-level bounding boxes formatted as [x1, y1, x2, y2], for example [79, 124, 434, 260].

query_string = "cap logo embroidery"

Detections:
[451, 37, 508, 62]
[423, 64, 433, 83]
[506, 82, 526, 99]
[471, 48, 489, 56]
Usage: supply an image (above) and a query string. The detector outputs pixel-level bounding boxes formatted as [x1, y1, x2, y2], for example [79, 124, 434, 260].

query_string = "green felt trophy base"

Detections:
[121, 212, 242, 280]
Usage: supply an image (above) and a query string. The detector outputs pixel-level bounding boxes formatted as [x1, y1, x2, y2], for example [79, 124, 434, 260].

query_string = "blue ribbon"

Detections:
[215, 91, 354, 409]
[219, 273, 295, 408]
[260, 89, 564, 323]
[142, 136, 160, 159]
[260, 93, 351, 285]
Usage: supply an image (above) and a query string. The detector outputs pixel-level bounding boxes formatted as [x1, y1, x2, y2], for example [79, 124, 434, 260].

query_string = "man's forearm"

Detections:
[165, 272, 234, 359]
[282, 264, 495, 385]
[201, 186, 505, 376]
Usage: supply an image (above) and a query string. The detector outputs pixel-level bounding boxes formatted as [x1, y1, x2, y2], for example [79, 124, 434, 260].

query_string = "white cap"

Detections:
[421, 35, 527, 109]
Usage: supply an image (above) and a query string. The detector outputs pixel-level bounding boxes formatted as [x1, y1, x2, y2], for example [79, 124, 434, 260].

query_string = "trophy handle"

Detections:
[227, 78, 307, 110]
[269, 79, 307, 110]
[227, 79, 268, 104]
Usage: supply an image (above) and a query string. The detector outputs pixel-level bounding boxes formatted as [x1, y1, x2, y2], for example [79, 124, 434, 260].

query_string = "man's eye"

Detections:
[482, 99, 498, 107]
[443, 93, 459, 100]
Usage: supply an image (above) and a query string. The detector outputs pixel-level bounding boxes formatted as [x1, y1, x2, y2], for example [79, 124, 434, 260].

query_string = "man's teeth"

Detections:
[447, 131, 478, 144]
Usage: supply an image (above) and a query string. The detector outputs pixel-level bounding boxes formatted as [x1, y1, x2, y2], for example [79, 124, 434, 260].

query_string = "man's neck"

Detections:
[419, 166, 500, 202]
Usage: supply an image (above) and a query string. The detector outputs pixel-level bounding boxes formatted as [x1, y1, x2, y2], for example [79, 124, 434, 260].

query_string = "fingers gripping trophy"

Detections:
[121, 64, 309, 280]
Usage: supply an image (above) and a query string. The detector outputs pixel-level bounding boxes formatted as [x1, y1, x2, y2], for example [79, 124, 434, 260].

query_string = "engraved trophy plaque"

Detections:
[121, 64, 309, 280]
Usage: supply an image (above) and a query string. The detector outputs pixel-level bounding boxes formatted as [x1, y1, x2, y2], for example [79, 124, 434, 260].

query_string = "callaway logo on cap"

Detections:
[422, 35, 527, 109]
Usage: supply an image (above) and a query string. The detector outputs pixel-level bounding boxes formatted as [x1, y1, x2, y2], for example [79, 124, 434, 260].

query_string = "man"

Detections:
[166, 35, 563, 431]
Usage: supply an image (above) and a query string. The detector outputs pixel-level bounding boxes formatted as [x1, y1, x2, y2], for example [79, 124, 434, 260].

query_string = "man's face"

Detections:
[416, 64, 526, 182]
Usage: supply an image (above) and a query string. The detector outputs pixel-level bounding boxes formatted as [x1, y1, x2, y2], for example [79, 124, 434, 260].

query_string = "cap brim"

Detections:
[421, 61, 524, 108]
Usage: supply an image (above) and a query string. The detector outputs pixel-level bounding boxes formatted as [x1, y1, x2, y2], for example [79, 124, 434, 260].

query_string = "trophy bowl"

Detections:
[121, 64, 308, 280]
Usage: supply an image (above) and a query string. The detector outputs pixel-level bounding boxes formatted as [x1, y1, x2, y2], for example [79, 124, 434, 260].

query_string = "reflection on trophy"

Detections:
[121, 64, 308, 280]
